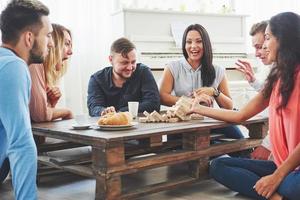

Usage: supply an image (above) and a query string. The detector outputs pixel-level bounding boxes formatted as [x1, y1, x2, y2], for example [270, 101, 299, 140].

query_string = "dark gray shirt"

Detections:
[87, 63, 160, 116]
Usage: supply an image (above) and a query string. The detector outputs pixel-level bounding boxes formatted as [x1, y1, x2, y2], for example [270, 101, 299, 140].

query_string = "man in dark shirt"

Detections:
[87, 37, 160, 116]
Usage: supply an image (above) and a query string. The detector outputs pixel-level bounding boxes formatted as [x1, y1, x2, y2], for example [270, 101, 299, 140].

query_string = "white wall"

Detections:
[234, 0, 300, 54]
[41, 0, 113, 114]
[1, 0, 299, 114]
[0, 0, 114, 114]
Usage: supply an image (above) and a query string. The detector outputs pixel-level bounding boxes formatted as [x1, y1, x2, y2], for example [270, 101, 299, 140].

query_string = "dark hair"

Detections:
[0, 0, 49, 45]
[110, 37, 136, 58]
[182, 24, 215, 87]
[249, 20, 268, 36]
[262, 12, 300, 110]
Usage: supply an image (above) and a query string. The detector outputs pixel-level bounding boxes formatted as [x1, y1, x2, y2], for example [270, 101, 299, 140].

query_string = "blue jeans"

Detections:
[0, 157, 9, 183]
[212, 125, 244, 139]
[210, 157, 300, 200]
[168, 125, 244, 154]
[212, 125, 248, 157]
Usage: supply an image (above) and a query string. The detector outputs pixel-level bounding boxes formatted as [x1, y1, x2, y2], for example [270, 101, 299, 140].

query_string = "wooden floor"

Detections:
[0, 164, 252, 200]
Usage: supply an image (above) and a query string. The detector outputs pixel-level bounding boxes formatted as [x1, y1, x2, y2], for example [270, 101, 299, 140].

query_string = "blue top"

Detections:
[87, 63, 160, 116]
[0, 47, 32, 155]
[168, 58, 225, 96]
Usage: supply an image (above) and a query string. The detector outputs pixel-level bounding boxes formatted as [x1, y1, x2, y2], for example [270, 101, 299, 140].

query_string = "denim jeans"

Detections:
[212, 125, 244, 139]
[211, 125, 249, 157]
[210, 157, 300, 200]
[169, 125, 244, 140]
[168, 125, 245, 155]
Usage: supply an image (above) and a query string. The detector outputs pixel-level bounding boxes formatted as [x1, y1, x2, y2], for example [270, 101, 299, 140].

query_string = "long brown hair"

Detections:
[262, 12, 300, 110]
[182, 24, 215, 87]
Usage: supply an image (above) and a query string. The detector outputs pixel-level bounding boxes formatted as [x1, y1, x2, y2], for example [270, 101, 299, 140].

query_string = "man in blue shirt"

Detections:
[0, 0, 53, 199]
[87, 37, 160, 116]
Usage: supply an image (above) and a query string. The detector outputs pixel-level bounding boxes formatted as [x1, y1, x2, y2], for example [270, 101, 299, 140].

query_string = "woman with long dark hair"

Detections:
[190, 12, 300, 200]
[160, 24, 244, 141]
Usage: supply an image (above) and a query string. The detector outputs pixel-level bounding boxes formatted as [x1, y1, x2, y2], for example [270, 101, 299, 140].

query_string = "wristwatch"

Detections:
[213, 87, 220, 98]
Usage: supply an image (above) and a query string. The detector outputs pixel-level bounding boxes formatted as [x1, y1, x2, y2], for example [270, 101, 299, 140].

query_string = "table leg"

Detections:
[92, 142, 125, 200]
[183, 130, 210, 178]
[246, 121, 269, 139]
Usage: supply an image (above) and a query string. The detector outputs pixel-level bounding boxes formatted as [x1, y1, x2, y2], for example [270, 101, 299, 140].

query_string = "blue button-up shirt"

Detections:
[87, 63, 160, 116]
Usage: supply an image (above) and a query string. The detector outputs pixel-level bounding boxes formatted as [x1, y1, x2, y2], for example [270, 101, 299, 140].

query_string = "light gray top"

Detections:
[167, 58, 225, 96]
[249, 79, 264, 92]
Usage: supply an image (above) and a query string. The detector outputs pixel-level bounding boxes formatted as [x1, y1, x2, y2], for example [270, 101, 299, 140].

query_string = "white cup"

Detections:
[128, 101, 139, 119]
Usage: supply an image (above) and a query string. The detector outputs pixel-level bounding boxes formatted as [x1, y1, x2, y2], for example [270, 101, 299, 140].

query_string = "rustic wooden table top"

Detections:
[32, 115, 268, 143]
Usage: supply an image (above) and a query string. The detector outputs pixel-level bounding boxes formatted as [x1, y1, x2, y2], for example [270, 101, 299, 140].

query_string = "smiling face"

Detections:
[62, 30, 72, 61]
[110, 49, 137, 80]
[252, 31, 270, 65]
[185, 30, 204, 67]
[263, 25, 279, 64]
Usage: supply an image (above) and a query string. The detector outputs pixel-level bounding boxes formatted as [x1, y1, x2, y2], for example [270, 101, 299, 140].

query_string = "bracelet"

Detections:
[213, 87, 221, 98]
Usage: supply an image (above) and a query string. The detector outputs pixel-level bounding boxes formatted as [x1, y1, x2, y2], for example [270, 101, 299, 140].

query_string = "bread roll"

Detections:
[98, 112, 132, 125]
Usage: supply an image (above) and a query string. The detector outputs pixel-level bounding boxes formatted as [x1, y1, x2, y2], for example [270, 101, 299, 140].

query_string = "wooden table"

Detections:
[32, 115, 268, 200]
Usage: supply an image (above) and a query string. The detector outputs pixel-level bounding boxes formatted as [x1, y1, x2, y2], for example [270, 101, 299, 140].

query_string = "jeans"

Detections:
[0, 157, 10, 183]
[169, 125, 244, 140]
[210, 157, 300, 200]
[168, 125, 245, 154]
[212, 125, 249, 157]
[212, 125, 244, 139]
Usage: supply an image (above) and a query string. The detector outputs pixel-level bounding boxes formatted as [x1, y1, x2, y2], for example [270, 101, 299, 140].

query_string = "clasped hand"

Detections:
[46, 86, 62, 107]
[254, 173, 283, 199]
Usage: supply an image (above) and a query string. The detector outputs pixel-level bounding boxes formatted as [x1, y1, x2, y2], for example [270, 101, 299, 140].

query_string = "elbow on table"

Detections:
[233, 113, 248, 124]
[31, 112, 52, 123]
[159, 93, 175, 107]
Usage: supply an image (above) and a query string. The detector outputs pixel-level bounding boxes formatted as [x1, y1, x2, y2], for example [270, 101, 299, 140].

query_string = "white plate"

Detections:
[97, 122, 138, 131]
[71, 124, 91, 130]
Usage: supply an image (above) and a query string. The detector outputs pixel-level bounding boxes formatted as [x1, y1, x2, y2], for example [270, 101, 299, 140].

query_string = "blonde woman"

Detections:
[29, 23, 73, 124]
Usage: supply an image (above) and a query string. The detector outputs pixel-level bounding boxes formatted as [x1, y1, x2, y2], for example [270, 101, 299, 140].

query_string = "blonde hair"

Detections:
[44, 23, 72, 86]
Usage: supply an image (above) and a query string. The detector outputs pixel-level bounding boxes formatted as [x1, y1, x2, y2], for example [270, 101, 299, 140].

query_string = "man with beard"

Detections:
[87, 37, 160, 116]
[0, 0, 53, 199]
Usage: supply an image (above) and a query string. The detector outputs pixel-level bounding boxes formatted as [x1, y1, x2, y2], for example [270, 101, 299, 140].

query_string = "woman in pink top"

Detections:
[189, 12, 300, 200]
[29, 24, 73, 143]
[29, 23, 73, 123]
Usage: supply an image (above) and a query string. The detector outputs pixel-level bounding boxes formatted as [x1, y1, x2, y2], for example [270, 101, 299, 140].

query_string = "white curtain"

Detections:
[40, 0, 113, 114]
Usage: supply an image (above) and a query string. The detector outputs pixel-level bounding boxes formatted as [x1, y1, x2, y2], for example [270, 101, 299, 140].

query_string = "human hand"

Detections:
[251, 146, 271, 160]
[188, 96, 201, 115]
[101, 106, 116, 116]
[194, 87, 215, 97]
[47, 86, 61, 107]
[62, 109, 73, 120]
[195, 93, 214, 107]
[187, 92, 207, 115]
[235, 59, 256, 83]
[254, 173, 283, 199]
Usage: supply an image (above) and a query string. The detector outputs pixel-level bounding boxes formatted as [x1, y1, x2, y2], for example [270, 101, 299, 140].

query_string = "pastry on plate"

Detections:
[98, 112, 132, 125]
